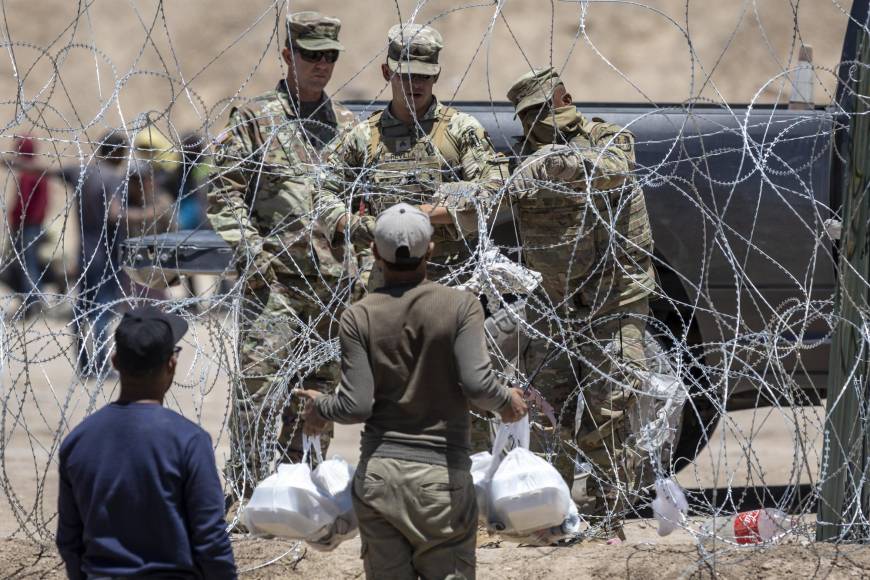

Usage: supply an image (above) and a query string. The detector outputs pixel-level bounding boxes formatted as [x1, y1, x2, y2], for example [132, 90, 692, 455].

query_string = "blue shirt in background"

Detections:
[56, 402, 237, 579]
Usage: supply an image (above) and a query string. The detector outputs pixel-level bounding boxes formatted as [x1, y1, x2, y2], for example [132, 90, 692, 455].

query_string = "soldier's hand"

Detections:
[247, 249, 277, 290]
[515, 144, 588, 185]
[542, 153, 578, 182]
[513, 149, 564, 194]
[345, 214, 376, 251]
[434, 181, 475, 201]
[499, 387, 529, 423]
[537, 144, 589, 182]
[511, 160, 544, 196]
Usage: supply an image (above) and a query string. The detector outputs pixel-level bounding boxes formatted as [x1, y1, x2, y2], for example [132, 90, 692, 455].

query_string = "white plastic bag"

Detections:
[241, 436, 338, 540]
[651, 477, 688, 537]
[480, 417, 579, 543]
[632, 339, 688, 455]
[488, 447, 575, 535]
[470, 451, 493, 522]
[308, 454, 359, 551]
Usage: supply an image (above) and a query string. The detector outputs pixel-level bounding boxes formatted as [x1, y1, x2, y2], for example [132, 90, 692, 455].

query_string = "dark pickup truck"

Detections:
[121, 1, 868, 467]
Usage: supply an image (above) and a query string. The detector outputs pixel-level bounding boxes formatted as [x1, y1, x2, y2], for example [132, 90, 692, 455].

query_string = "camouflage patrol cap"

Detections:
[386, 23, 443, 76]
[287, 11, 344, 51]
[507, 67, 565, 116]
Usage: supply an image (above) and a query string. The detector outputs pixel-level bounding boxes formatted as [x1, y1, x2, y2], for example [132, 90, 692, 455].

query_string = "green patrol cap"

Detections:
[507, 67, 564, 116]
[287, 11, 344, 51]
[386, 23, 443, 76]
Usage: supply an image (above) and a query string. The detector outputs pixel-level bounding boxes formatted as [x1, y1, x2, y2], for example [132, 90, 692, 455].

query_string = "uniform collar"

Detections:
[275, 79, 334, 123]
[382, 96, 442, 128]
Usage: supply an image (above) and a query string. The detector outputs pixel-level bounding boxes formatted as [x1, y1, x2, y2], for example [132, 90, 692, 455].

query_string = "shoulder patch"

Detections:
[252, 90, 279, 103]
[588, 119, 632, 149]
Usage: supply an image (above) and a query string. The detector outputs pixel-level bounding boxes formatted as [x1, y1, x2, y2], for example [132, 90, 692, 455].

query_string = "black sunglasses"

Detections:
[294, 47, 339, 64]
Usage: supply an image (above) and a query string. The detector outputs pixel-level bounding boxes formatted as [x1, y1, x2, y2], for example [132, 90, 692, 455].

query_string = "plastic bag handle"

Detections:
[302, 433, 324, 465]
[485, 415, 530, 480]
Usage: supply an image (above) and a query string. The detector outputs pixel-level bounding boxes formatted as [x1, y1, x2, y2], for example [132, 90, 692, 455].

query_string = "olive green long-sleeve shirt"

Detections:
[315, 279, 511, 469]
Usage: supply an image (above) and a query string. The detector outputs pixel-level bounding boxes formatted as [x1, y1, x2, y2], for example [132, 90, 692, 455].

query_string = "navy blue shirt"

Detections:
[56, 402, 236, 579]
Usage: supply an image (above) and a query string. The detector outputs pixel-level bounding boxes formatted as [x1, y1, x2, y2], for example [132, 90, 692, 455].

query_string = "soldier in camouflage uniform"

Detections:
[208, 11, 374, 500]
[315, 23, 509, 291]
[313, 24, 509, 452]
[506, 68, 656, 537]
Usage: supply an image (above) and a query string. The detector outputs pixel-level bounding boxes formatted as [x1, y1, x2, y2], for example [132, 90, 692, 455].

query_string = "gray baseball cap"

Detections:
[386, 23, 443, 76]
[287, 11, 344, 51]
[374, 203, 433, 264]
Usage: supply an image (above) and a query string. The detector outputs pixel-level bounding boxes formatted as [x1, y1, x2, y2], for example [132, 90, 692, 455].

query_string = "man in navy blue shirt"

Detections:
[56, 306, 237, 579]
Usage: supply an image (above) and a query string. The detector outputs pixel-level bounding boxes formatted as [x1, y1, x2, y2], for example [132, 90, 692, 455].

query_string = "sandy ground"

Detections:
[1, 308, 859, 578]
[5, 526, 870, 579]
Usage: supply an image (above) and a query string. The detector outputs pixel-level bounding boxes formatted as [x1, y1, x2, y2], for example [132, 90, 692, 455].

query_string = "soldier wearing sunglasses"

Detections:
[208, 11, 374, 514]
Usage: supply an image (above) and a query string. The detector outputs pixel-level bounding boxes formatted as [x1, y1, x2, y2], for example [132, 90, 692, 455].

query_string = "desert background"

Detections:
[0, 0, 853, 142]
[0, 1, 866, 578]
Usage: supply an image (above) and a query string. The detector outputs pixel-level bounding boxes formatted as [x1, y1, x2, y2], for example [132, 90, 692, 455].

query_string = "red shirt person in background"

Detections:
[8, 136, 49, 313]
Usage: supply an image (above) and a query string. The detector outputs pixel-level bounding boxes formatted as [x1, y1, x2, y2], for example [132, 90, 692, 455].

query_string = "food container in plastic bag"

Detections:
[470, 451, 493, 522]
[240, 462, 339, 540]
[307, 454, 359, 551]
[488, 447, 574, 535]
[241, 435, 352, 543]
[479, 416, 579, 543]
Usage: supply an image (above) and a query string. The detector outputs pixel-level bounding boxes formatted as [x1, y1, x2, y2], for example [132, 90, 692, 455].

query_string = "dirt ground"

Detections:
[4, 529, 870, 579]
[0, 314, 858, 578]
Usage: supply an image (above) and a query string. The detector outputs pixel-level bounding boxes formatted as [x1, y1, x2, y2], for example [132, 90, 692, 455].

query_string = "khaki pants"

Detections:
[352, 457, 477, 580]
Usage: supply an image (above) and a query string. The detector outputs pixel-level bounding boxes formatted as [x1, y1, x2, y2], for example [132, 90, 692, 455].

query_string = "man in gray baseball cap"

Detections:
[296, 203, 527, 579]
[372, 202, 434, 269]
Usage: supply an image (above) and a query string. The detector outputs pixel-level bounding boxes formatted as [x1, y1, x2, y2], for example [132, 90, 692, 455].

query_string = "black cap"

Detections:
[114, 306, 188, 372]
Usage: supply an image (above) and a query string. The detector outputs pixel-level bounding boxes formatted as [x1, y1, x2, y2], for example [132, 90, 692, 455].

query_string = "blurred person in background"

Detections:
[111, 159, 175, 299]
[179, 133, 210, 231]
[7, 135, 50, 316]
[177, 133, 211, 309]
[134, 125, 183, 200]
[56, 132, 129, 378]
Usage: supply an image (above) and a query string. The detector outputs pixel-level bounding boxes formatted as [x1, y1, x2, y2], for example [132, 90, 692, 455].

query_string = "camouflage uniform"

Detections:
[507, 68, 656, 522]
[315, 24, 509, 291]
[208, 12, 372, 497]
